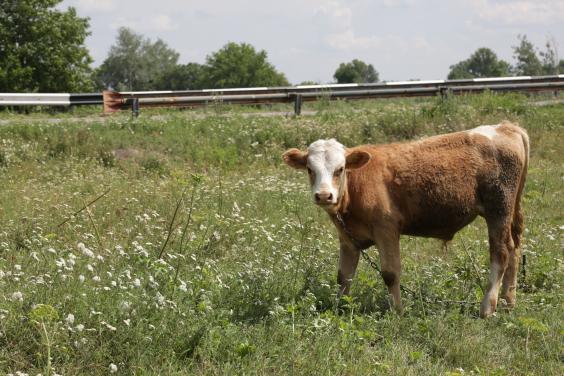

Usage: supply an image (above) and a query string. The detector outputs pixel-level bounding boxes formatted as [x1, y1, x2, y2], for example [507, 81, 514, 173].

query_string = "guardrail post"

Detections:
[294, 94, 303, 115]
[131, 98, 140, 117]
[439, 86, 451, 99]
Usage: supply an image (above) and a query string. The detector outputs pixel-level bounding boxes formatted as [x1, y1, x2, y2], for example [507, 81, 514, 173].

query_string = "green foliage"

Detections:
[512, 35, 543, 76]
[0, 0, 93, 92]
[158, 62, 206, 90]
[0, 95, 562, 375]
[334, 59, 379, 83]
[29, 304, 59, 323]
[93, 27, 180, 91]
[201, 42, 289, 88]
[447, 48, 511, 79]
[539, 39, 564, 75]
[447, 35, 564, 79]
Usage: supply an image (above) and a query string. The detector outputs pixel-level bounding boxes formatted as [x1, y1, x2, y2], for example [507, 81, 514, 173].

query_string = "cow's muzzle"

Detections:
[314, 191, 334, 205]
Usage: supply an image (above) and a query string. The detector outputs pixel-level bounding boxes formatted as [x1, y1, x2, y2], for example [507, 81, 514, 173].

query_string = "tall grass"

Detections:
[0, 94, 562, 375]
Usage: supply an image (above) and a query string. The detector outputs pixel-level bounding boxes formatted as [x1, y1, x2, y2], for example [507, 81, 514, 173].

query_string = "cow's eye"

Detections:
[307, 167, 313, 175]
[334, 167, 344, 176]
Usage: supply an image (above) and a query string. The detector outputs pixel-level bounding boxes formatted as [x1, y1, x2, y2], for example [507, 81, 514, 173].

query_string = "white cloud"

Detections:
[314, 1, 381, 51]
[110, 17, 138, 31]
[466, 0, 564, 25]
[314, 0, 353, 29]
[150, 15, 176, 31]
[76, 0, 116, 12]
[325, 30, 381, 50]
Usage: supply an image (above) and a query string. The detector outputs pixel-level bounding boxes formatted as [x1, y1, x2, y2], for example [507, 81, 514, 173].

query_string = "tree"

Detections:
[94, 27, 180, 91]
[512, 35, 543, 76]
[447, 48, 511, 79]
[158, 63, 205, 90]
[333, 59, 379, 83]
[201, 42, 289, 89]
[539, 38, 564, 75]
[0, 0, 93, 92]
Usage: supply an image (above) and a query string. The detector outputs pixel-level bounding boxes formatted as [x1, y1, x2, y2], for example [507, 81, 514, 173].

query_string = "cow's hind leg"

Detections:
[481, 218, 514, 318]
[501, 206, 524, 309]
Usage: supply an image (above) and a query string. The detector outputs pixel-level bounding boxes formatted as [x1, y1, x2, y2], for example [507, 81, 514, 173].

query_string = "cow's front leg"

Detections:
[376, 234, 403, 314]
[337, 240, 360, 298]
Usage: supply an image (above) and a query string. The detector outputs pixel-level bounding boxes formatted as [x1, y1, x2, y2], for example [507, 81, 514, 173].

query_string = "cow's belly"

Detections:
[400, 203, 479, 241]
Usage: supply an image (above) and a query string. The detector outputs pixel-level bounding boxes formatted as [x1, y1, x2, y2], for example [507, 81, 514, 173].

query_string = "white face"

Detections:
[306, 139, 346, 206]
[282, 138, 371, 210]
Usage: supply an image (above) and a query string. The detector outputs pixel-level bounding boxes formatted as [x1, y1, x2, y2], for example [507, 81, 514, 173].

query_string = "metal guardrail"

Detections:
[0, 93, 103, 106]
[1, 75, 563, 115]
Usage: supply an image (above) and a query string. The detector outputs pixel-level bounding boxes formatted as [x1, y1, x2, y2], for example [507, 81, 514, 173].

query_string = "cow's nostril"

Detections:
[315, 192, 333, 203]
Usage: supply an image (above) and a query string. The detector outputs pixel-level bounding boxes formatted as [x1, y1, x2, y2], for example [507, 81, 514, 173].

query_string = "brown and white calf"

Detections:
[283, 121, 529, 318]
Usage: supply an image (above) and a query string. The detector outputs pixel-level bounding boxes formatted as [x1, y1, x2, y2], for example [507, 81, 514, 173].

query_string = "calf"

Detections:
[283, 121, 529, 318]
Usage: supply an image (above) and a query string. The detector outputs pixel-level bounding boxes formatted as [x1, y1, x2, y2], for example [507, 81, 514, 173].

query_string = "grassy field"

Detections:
[0, 94, 562, 375]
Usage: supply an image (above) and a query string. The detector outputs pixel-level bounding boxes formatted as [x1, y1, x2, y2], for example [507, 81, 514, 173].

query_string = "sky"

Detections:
[59, 0, 564, 84]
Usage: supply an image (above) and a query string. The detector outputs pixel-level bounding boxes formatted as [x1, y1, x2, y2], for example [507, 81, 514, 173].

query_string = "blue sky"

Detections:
[60, 0, 564, 84]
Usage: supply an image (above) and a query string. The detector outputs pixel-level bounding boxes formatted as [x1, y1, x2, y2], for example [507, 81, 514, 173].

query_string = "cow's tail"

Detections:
[511, 126, 529, 249]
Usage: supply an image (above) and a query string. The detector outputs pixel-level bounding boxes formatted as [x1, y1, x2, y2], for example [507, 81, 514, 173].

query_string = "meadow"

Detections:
[0, 93, 562, 375]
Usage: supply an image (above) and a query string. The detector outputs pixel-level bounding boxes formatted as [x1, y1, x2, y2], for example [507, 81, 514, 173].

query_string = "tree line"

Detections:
[447, 35, 564, 79]
[1, 1, 563, 93]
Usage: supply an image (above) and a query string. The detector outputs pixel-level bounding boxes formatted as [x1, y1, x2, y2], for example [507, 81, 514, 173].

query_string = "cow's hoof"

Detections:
[479, 300, 497, 318]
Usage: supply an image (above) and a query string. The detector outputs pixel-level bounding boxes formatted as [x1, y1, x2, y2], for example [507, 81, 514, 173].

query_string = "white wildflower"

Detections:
[11, 291, 23, 302]
[65, 313, 75, 325]
[75, 324, 84, 332]
[156, 292, 165, 305]
[179, 280, 188, 292]
[101, 321, 117, 331]
[118, 301, 130, 312]
[78, 275, 85, 283]
[109, 363, 118, 373]
[92, 275, 101, 282]
[77, 242, 94, 258]
[133, 278, 141, 287]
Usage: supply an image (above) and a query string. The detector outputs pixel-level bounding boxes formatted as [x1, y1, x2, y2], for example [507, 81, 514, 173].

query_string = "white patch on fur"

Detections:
[307, 139, 346, 203]
[469, 124, 499, 140]
[485, 261, 503, 306]
[481, 260, 504, 317]
[487, 262, 502, 296]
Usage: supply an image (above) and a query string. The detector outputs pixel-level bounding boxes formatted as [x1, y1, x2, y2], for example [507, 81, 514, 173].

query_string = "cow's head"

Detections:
[283, 139, 371, 212]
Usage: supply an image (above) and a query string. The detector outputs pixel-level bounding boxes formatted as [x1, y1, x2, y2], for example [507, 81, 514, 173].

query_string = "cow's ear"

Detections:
[283, 148, 308, 170]
[345, 150, 371, 170]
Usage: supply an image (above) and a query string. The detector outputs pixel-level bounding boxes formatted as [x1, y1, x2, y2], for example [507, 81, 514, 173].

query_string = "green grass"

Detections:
[0, 94, 562, 375]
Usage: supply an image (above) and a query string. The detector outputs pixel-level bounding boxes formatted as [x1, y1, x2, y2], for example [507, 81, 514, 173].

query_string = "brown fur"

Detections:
[284, 121, 529, 317]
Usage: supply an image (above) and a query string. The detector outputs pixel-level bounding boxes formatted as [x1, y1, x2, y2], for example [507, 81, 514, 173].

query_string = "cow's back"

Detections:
[348, 122, 528, 240]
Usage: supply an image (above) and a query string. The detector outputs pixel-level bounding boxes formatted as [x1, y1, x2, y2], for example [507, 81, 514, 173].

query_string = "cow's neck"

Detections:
[328, 176, 374, 250]
[336, 185, 351, 215]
